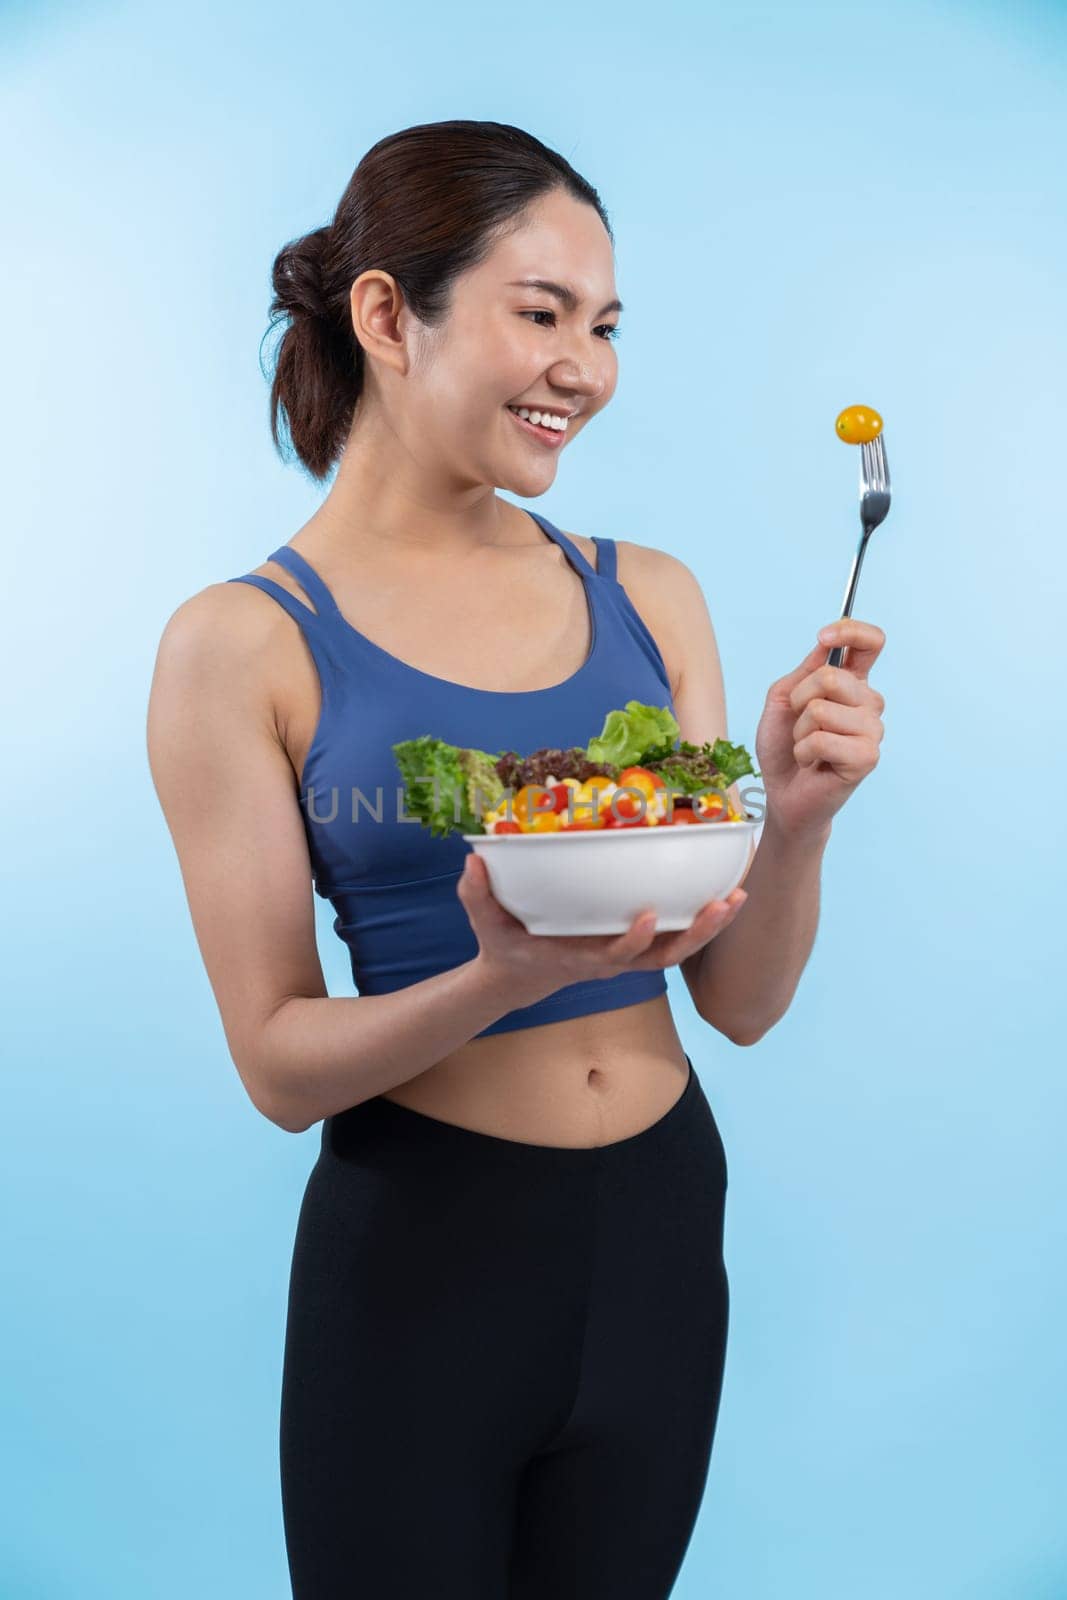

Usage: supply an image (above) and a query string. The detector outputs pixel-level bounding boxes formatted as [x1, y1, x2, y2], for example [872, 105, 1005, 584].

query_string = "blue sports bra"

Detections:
[227, 508, 677, 1037]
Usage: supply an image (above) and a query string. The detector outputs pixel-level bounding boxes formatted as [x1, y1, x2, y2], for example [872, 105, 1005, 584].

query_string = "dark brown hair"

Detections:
[263, 119, 614, 482]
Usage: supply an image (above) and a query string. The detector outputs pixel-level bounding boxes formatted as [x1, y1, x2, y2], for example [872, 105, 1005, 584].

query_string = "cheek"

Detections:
[492, 314, 558, 370]
[437, 336, 534, 410]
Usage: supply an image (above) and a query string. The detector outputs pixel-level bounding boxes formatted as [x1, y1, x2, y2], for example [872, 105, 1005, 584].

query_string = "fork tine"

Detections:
[860, 440, 874, 494]
[875, 432, 890, 491]
[860, 435, 890, 494]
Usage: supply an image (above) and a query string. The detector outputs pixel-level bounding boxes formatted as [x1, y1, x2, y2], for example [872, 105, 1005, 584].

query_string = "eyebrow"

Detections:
[506, 278, 624, 318]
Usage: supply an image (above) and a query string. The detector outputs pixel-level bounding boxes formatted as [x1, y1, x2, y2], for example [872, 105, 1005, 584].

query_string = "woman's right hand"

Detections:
[456, 850, 748, 1008]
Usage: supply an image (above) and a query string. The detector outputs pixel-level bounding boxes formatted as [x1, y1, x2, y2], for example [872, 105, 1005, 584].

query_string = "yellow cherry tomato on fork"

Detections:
[835, 405, 883, 444]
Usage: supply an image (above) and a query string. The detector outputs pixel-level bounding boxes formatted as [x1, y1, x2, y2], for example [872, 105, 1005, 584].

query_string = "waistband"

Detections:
[325, 1053, 702, 1173]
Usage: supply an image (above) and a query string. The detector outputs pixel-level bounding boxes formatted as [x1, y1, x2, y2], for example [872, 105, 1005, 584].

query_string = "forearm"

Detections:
[256, 958, 541, 1133]
[691, 812, 832, 1045]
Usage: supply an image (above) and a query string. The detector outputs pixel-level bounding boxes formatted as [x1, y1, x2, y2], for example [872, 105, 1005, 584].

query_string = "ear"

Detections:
[349, 270, 410, 375]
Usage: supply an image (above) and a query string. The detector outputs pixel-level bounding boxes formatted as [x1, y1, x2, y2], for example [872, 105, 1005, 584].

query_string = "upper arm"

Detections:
[146, 583, 327, 1127]
[615, 542, 757, 1004]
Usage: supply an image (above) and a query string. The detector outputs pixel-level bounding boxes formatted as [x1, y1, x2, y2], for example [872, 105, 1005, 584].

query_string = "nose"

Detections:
[550, 358, 607, 404]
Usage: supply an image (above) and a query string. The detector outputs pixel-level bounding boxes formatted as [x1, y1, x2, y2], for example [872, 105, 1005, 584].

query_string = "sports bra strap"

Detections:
[266, 545, 343, 620]
[227, 572, 320, 629]
[591, 535, 617, 582]
[531, 508, 614, 585]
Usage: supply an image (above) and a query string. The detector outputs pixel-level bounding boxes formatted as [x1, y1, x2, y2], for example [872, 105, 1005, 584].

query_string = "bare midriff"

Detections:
[376, 998, 691, 1149]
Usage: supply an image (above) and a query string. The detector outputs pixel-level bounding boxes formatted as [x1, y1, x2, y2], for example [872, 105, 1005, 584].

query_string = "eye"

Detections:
[522, 309, 621, 342]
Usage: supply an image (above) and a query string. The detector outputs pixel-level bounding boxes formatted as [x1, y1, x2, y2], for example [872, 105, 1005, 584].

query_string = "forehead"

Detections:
[471, 191, 617, 300]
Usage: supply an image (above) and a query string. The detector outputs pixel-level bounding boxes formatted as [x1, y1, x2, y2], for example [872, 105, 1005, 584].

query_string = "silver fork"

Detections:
[827, 432, 892, 668]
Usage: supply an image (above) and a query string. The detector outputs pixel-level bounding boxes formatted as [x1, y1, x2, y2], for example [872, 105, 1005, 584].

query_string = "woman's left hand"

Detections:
[753, 619, 886, 841]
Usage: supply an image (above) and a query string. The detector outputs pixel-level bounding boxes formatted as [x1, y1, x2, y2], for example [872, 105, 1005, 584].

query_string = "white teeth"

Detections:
[508, 405, 568, 432]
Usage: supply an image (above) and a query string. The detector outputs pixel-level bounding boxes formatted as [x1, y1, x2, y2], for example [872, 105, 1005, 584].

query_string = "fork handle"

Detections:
[827, 528, 872, 667]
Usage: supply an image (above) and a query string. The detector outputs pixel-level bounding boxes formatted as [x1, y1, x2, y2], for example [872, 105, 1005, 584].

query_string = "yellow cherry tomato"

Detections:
[527, 809, 562, 834]
[511, 784, 558, 826]
[563, 777, 611, 830]
[835, 405, 883, 444]
[572, 777, 613, 810]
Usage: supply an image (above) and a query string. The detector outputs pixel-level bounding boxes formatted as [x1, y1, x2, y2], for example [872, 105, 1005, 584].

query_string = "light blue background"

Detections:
[3, 1, 1065, 1595]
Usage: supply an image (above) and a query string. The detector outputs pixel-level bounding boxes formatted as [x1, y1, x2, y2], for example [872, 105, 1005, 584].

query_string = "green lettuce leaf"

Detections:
[585, 701, 680, 769]
[644, 737, 759, 797]
[392, 736, 504, 838]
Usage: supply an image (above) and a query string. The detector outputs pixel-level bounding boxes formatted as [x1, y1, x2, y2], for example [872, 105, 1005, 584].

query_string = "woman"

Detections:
[147, 120, 885, 1598]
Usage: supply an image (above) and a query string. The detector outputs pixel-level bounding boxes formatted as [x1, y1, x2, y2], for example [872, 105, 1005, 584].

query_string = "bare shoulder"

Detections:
[148, 581, 296, 782]
[153, 577, 301, 720]
[613, 537, 702, 600]
[155, 576, 286, 665]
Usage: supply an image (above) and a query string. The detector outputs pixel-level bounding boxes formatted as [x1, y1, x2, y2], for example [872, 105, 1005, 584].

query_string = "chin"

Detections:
[500, 466, 558, 497]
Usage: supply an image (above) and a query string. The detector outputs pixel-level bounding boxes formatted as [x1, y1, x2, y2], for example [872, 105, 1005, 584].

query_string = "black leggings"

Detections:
[280, 1053, 730, 1599]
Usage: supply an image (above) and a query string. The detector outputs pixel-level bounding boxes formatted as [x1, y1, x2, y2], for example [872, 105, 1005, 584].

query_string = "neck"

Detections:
[307, 412, 518, 561]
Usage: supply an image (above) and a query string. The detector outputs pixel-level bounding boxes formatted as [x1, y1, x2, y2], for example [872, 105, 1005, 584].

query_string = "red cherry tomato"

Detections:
[609, 790, 646, 821]
[699, 794, 727, 821]
[617, 765, 665, 791]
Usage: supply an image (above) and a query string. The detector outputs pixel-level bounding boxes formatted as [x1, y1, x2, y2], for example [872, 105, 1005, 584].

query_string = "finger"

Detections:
[609, 909, 660, 956]
[534, 905, 662, 959]
[789, 662, 869, 714]
[627, 891, 748, 970]
[670, 890, 748, 955]
[792, 729, 880, 778]
[815, 620, 886, 680]
[639, 899, 745, 971]
[458, 853, 526, 929]
[792, 698, 872, 742]
[772, 639, 838, 701]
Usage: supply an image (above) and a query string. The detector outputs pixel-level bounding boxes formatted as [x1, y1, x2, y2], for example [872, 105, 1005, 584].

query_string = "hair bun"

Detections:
[272, 225, 331, 320]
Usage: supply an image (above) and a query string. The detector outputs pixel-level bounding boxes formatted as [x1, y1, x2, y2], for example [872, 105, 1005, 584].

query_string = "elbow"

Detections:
[727, 1026, 763, 1048]
[261, 1096, 313, 1135]
[235, 1052, 313, 1136]
[721, 1024, 761, 1048]
[729, 1014, 783, 1047]
[254, 1076, 313, 1134]
[697, 1006, 766, 1048]
[232, 1005, 317, 1134]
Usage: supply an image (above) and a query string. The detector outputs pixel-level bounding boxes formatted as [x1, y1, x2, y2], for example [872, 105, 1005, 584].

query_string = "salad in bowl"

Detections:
[393, 702, 762, 935]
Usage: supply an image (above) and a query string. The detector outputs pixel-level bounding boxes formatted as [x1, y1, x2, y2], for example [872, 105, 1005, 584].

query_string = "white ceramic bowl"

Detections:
[461, 820, 761, 935]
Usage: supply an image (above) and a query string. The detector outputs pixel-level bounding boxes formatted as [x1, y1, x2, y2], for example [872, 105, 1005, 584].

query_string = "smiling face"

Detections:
[350, 187, 622, 498]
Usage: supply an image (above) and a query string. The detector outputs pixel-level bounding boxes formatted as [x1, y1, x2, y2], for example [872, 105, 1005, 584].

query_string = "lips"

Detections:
[505, 406, 566, 449]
